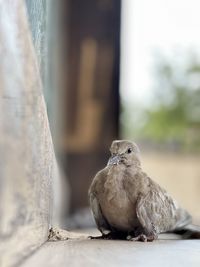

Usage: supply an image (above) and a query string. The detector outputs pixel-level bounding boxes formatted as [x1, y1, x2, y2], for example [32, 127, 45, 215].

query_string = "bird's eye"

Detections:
[127, 148, 132, 154]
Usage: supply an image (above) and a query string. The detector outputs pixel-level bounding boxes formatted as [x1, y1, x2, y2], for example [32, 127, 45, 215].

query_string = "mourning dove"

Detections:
[89, 140, 200, 241]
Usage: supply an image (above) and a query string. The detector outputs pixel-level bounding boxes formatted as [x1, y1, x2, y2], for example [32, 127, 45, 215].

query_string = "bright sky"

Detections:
[120, 0, 200, 106]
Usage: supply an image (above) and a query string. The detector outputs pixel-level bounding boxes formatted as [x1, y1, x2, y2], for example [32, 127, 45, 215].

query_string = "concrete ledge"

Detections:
[22, 233, 200, 267]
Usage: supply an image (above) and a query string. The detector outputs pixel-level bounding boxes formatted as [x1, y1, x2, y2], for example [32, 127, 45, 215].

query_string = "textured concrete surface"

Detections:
[0, 1, 58, 266]
[22, 234, 200, 267]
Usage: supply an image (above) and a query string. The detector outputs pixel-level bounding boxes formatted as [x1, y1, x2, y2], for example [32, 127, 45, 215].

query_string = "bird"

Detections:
[88, 140, 200, 241]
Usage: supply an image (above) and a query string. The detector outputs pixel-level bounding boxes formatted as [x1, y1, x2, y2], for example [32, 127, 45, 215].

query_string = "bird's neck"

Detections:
[107, 162, 142, 177]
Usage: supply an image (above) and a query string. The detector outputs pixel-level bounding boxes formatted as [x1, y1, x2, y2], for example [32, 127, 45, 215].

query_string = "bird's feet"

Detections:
[89, 232, 114, 240]
[90, 231, 128, 240]
[126, 234, 156, 242]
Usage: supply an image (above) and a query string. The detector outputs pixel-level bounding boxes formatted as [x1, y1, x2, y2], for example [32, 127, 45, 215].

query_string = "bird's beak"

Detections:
[108, 155, 121, 166]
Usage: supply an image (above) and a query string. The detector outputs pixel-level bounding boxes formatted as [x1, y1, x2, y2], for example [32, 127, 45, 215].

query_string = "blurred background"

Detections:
[1, 1, 200, 253]
[38, 0, 200, 228]
[2, 1, 200, 265]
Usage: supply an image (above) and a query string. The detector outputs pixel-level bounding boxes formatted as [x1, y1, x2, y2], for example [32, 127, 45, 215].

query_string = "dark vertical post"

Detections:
[60, 0, 121, 213]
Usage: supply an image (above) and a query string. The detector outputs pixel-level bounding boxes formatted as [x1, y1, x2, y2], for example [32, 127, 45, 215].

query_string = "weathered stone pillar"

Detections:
[0, 1, 60, 266]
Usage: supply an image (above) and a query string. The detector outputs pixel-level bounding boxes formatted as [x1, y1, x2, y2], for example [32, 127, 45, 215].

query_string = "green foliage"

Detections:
[142, 54, 200, 150]
[122, 52, 200, 151]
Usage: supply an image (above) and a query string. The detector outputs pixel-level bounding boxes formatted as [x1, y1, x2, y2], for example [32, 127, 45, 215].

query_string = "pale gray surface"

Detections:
[25, 0, 47, 79]
[22, 235, 200, 267]
[25, 0, 70, 227]
[25, 0, 62, 137]
[0, 1, 59, 266]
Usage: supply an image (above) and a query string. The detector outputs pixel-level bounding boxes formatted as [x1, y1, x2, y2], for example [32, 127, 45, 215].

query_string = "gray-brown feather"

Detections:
[89, 170, 111, 234]
[88, 140, 194, 240]
[134, 174, 192, 235]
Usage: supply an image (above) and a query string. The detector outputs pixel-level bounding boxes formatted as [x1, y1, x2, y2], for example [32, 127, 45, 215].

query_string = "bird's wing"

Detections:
[88, 171, 111, 234]
[135, 177, 192, 235]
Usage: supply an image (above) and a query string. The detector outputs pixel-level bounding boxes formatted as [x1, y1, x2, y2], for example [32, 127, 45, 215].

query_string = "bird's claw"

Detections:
[127, 234, 155, 242]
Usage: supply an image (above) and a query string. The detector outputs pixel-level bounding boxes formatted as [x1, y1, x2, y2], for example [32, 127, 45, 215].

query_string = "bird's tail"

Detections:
[172, 224, 200, 239]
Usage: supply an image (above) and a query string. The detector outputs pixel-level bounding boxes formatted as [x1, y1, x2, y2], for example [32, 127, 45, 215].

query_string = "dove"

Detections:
[89, 140, 200, 241]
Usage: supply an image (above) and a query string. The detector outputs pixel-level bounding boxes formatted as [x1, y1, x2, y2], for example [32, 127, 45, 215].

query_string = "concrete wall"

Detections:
[26, 0, 70, 227]
[0, 1, 59, 266]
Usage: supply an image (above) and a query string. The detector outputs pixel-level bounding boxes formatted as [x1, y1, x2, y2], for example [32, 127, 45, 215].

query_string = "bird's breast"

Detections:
[99, 168, 139, 231]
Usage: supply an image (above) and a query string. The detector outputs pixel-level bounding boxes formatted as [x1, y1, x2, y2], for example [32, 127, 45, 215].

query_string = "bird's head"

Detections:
[108, 140, 141, 167]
